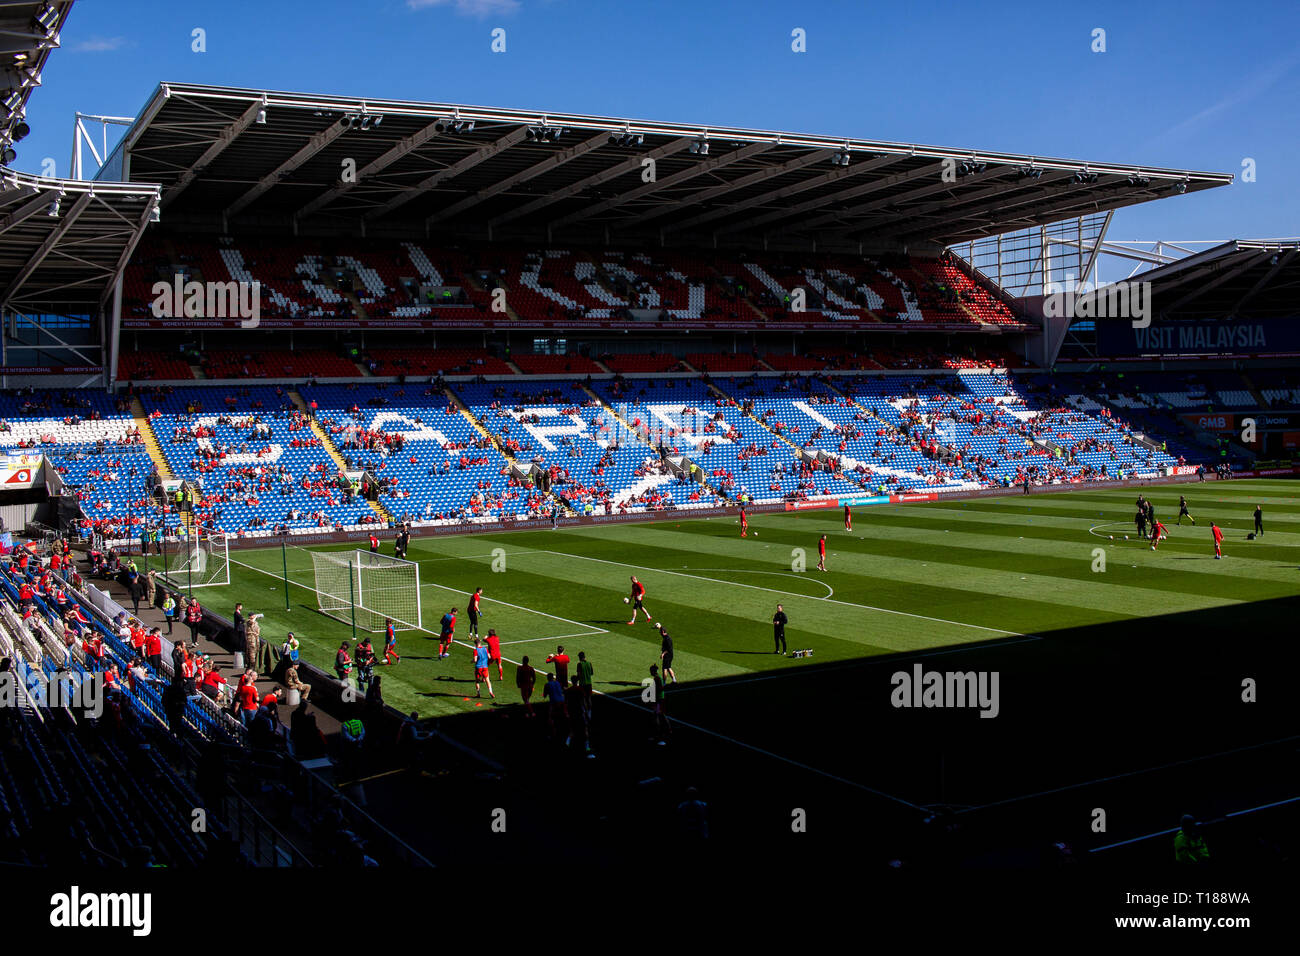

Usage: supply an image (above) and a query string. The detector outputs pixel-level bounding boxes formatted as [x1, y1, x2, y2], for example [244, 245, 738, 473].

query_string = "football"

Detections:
[622, 597, 629, 604]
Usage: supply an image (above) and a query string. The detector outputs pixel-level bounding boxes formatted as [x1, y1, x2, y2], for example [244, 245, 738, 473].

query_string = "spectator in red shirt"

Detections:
[237, 673, 261, 727]
[545, 645, 570, 685]
[144, 628, 163, 672]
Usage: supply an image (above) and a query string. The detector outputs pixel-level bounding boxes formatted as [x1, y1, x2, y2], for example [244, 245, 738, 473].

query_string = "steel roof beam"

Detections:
[716, 156, 932, 236]
[225, 119, 349, 218]
[161, 98, 264, 207]
[487, 136, 694, 228]
[425, 130, 609, 227]
[1231, 248, 1298, 315]
[550, 141, 773, 230]
[296, 118, 444, 221]
[1, 189, 90, 307]
[364, 127, 530, 221]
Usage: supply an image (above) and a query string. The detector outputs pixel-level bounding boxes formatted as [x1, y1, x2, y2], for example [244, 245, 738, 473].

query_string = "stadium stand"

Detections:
[121, 239, 1026, 330]
[119, 351, 196, 382]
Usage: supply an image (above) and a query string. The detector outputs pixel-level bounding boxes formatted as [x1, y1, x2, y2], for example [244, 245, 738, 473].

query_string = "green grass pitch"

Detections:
[208, 478, 1297, 736]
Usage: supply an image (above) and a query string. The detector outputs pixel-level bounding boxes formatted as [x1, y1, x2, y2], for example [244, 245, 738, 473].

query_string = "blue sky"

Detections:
[18, 0, 1300, 245]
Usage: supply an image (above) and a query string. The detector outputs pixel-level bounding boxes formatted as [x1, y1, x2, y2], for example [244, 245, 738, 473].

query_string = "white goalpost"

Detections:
[161, 528, 230, 588]
[310, 549, 422, 632]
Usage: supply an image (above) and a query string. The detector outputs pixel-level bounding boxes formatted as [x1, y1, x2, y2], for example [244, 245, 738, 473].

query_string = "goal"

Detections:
[310, 549, 422, 632]
[161, 528, 229, 588]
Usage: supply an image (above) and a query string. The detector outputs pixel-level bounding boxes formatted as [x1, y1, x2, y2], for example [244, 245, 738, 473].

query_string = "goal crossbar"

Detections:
[310, 549, 422, 632]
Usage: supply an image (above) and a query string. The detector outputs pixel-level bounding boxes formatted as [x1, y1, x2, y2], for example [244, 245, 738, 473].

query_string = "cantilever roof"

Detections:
[0, 170, 160, 314]
[0, 1, 70, 152]
[1136, 239, 1300, 321]
[107, 82, 1234, 250]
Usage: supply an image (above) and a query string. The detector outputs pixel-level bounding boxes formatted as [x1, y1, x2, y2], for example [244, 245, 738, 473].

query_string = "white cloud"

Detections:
[407, 0, 521, 16]
[72, 36, 128, 53]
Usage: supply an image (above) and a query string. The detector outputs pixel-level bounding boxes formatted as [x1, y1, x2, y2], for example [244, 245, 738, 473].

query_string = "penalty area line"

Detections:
[231, 553, 919, 809]
[226, 553, 607, 641]
[528, 548, 1019, 638]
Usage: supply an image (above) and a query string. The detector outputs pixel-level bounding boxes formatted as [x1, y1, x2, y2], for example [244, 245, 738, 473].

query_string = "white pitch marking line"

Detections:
[234, 550, 926, 808]
[688, 567, 835, 599]
[416, 579, 610, 636]
[527, 548, 1019, 636]
[227, 553, 607, 639]
[496, 631, 603, 646]
[463, 634, 925, 810]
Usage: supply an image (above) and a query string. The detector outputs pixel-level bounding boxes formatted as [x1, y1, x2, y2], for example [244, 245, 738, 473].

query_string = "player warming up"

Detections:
[740, 506, 749, 538]
[467, 586, 484, 639]
[1177, 495, 1195, 525]
[1211, 522, 1223, 559]
[816, 534, 828, 572]
[1149, 519, 1168, 551]
[437, 607, 457, 659]
[659, 625, 676, 684]
[473, 638, 494, 699]
[382, 617, 399, 665]
[844, 504, 852, 532]
[486, 628, 503, 680]
[1254, 504, 1263, 537]
[625, 576, 652, 625]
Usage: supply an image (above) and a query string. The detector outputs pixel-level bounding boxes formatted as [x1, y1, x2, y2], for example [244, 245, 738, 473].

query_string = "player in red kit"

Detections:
[1149, 520, 1168, 551]
[740, 507, 748, 538]
[437, 607, 457, 659]
[382, 617, 399, 664]
[485, 628, 503, 679]
[626, 575, 652, 625]
[1211, 522, 1223, 559]
[844, 504, 852, 531]
[816, 534, 828, 571]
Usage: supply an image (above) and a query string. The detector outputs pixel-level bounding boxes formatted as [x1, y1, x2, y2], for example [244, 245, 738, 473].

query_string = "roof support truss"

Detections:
[295, 119, 444, 221]
[225, 120, 349, 219]
[550, 141, 774, 230]
[364, 127, 530, 221]
[1, 190, 91, 307]
[425, 130, 609, 227]
[160, 98, 264, 208]
[487, 137, 694, 228]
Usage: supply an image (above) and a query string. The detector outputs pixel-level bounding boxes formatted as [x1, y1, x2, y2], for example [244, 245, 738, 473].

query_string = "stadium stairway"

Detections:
[287, 390, 393, 525]
[818, 378, 890, 429]
[1239, 371, 1269, 409]
[130, 396, 175, 480]
[579, 383, 648, 441]
[579, 383, 732, 500]
[443, 386, 573, 514]
[707, 380, 805, 456]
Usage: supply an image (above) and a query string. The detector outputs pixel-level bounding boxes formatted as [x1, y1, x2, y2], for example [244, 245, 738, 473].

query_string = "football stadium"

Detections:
[0, 0, 1296, 924]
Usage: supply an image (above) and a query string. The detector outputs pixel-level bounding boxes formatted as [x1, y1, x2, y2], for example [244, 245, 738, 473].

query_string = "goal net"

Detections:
[161, 528, 229, 588]
[310, 549, 422, 632]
